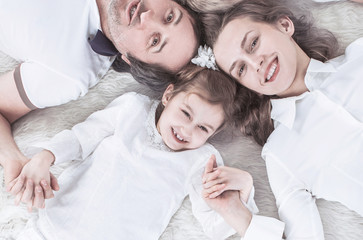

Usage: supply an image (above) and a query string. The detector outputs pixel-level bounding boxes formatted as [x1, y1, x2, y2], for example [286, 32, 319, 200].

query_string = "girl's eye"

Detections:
[198, 125, 208, 133]
[182, 110, 191, 119]
[166, 12, 174, 23]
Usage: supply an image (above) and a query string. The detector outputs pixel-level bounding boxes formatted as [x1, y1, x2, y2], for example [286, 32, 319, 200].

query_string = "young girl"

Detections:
[7, 65, 259, 240]
[200, 0, 363, 239]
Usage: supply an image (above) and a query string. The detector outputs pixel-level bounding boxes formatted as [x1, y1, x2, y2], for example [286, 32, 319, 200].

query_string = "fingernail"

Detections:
[36, 187, 42, 193]
[41, 180, 47, 186]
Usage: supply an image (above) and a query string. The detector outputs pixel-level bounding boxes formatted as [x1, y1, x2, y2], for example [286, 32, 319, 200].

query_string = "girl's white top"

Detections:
[17, 92, 263, 240]
[263, 37, 363, 239]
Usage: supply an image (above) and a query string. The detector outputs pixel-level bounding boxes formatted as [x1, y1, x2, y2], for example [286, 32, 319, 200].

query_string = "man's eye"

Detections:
[151, 37, 159, 46]
[166, 12, 174, 23]
[198, 125, 208, 133]
[251, 38, 258, 51]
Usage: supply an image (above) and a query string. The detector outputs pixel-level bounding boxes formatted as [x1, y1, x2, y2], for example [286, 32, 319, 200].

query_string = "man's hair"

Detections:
[112, 0, 203, 95]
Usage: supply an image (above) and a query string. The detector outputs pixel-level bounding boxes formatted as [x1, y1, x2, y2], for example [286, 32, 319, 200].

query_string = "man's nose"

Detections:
[139, 10, 155, 29]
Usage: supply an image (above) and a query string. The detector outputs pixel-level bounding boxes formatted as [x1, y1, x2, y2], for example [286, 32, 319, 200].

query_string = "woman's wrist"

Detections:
[220, 199, 252, 236]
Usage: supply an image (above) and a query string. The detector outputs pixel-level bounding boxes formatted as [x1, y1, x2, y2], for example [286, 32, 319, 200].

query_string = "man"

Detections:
[0, 0, 200, 201]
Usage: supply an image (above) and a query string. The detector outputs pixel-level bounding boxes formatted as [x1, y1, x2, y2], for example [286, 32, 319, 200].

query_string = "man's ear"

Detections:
[121, 54, 131, 65]
[277, 16, 295, 37]
[162, 84, 174, 106]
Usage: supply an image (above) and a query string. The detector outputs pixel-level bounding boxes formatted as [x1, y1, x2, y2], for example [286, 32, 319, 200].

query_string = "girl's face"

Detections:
[157, 85, 224, 151]
[214, 16, 300, 96]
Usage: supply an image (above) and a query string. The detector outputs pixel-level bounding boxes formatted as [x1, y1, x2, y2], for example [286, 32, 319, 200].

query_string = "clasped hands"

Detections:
[6, 150, 59, 212]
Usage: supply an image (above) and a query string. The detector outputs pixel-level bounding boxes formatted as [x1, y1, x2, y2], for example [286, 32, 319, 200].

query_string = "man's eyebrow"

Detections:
[174, 10, 183, 25]
[228, 30, 253, 75]
[155, 41, 167, 53]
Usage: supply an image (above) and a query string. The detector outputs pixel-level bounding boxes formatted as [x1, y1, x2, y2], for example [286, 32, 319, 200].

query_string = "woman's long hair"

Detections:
[201, 0, 339, 146]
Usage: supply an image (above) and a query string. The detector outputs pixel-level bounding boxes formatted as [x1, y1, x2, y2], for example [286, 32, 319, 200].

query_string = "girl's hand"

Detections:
[202, 155, 253, 202]
[7, 150, 56, 211]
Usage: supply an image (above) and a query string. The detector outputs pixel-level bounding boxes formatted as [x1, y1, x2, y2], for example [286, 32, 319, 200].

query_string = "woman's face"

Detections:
[214, 16, 299, 96]
[157, 85, 224, 151]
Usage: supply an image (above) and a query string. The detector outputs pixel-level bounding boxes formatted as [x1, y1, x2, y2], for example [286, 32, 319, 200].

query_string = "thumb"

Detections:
[204, 154, 217, 175]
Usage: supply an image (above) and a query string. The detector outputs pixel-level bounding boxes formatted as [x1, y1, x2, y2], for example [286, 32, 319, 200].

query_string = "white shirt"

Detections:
[0, 0, 115, 109]
[262, 37, 363, 239]
[16, 92, 263, 240]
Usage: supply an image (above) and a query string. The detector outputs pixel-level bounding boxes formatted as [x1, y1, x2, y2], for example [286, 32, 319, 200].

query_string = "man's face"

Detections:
[108, 0, 198, 72]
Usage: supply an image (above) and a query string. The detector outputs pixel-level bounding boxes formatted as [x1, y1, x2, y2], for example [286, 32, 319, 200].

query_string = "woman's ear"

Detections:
[162, 84, 174, 106]
[277, 16, 295, 37]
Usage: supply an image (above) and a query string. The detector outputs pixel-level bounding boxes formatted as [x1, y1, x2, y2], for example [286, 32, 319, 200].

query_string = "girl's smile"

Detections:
[157, 85, 224, 151]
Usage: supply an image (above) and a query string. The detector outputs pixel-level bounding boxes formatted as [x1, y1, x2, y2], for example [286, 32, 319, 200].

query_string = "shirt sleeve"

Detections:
[264, 153, 325, 240]
[17, 61, 88, 109]
[33, 93, 135, 164]
[242, 215, 285, 240]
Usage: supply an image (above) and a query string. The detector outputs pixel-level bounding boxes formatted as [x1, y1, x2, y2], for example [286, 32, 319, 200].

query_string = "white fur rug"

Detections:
[1, 1, 363, 239]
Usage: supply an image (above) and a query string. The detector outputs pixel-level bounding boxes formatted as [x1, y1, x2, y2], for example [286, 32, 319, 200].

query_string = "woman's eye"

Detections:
[198, 125, 208, 133]
[238, 65, 245, 77]
[182, 110, 190, 119]
[166, 12, 174, 23]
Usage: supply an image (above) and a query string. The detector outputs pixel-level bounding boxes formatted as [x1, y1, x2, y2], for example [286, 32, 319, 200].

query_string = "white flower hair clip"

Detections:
[191, 45, 218, 70]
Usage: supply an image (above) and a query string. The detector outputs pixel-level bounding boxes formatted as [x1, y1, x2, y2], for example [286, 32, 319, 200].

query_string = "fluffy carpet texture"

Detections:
[1, 1, 363, 239]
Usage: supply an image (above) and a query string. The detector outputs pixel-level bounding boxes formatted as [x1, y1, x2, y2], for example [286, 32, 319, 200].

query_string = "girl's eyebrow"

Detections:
[229, 30, 253, 75]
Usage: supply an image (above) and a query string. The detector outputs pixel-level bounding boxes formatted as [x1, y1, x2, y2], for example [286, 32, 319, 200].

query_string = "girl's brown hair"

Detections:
[202, 0, 339, 145]
[157, 64, 238, 133]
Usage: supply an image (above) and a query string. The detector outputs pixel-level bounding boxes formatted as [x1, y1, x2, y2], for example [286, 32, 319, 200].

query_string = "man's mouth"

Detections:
[265, 58, 279, 83]
[127, 1, 141, 25]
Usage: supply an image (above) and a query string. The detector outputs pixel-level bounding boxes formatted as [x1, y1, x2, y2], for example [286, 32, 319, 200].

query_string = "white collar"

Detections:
[145, 101, 172, 152]
[270, 58, 336, 129]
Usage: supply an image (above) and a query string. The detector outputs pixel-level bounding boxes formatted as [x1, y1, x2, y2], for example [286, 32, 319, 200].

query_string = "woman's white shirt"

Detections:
[263, 37, 363, 239]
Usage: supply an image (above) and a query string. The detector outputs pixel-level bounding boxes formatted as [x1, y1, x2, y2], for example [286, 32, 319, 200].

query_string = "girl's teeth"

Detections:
[266, 64, 277, 81]
[173, 129, 184, 141]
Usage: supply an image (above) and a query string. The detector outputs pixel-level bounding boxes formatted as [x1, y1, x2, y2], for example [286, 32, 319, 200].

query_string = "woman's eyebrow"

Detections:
[229, 30, 253, 74]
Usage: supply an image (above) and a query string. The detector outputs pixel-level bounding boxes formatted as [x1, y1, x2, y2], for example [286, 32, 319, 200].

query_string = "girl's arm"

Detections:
[33, 93, 135, 165]
[265, 155, 324, 239]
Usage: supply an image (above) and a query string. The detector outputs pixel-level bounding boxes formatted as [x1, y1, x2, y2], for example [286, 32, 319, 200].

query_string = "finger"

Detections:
[203, 177, 224, 189]
[203, 155, 217, 177]
[209, 187, 226, 199]
[27, 200, 33, 212]
[9, 175, 25, 195]
[14, 187, 25, 205]
[202, 169, 221, 185]
[204, 183, 226, 196]
[20, 179, 34, 204]
[50, 173, 60, 191]
[41, 179, 54, 199]
[33, 185, 45, 209]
